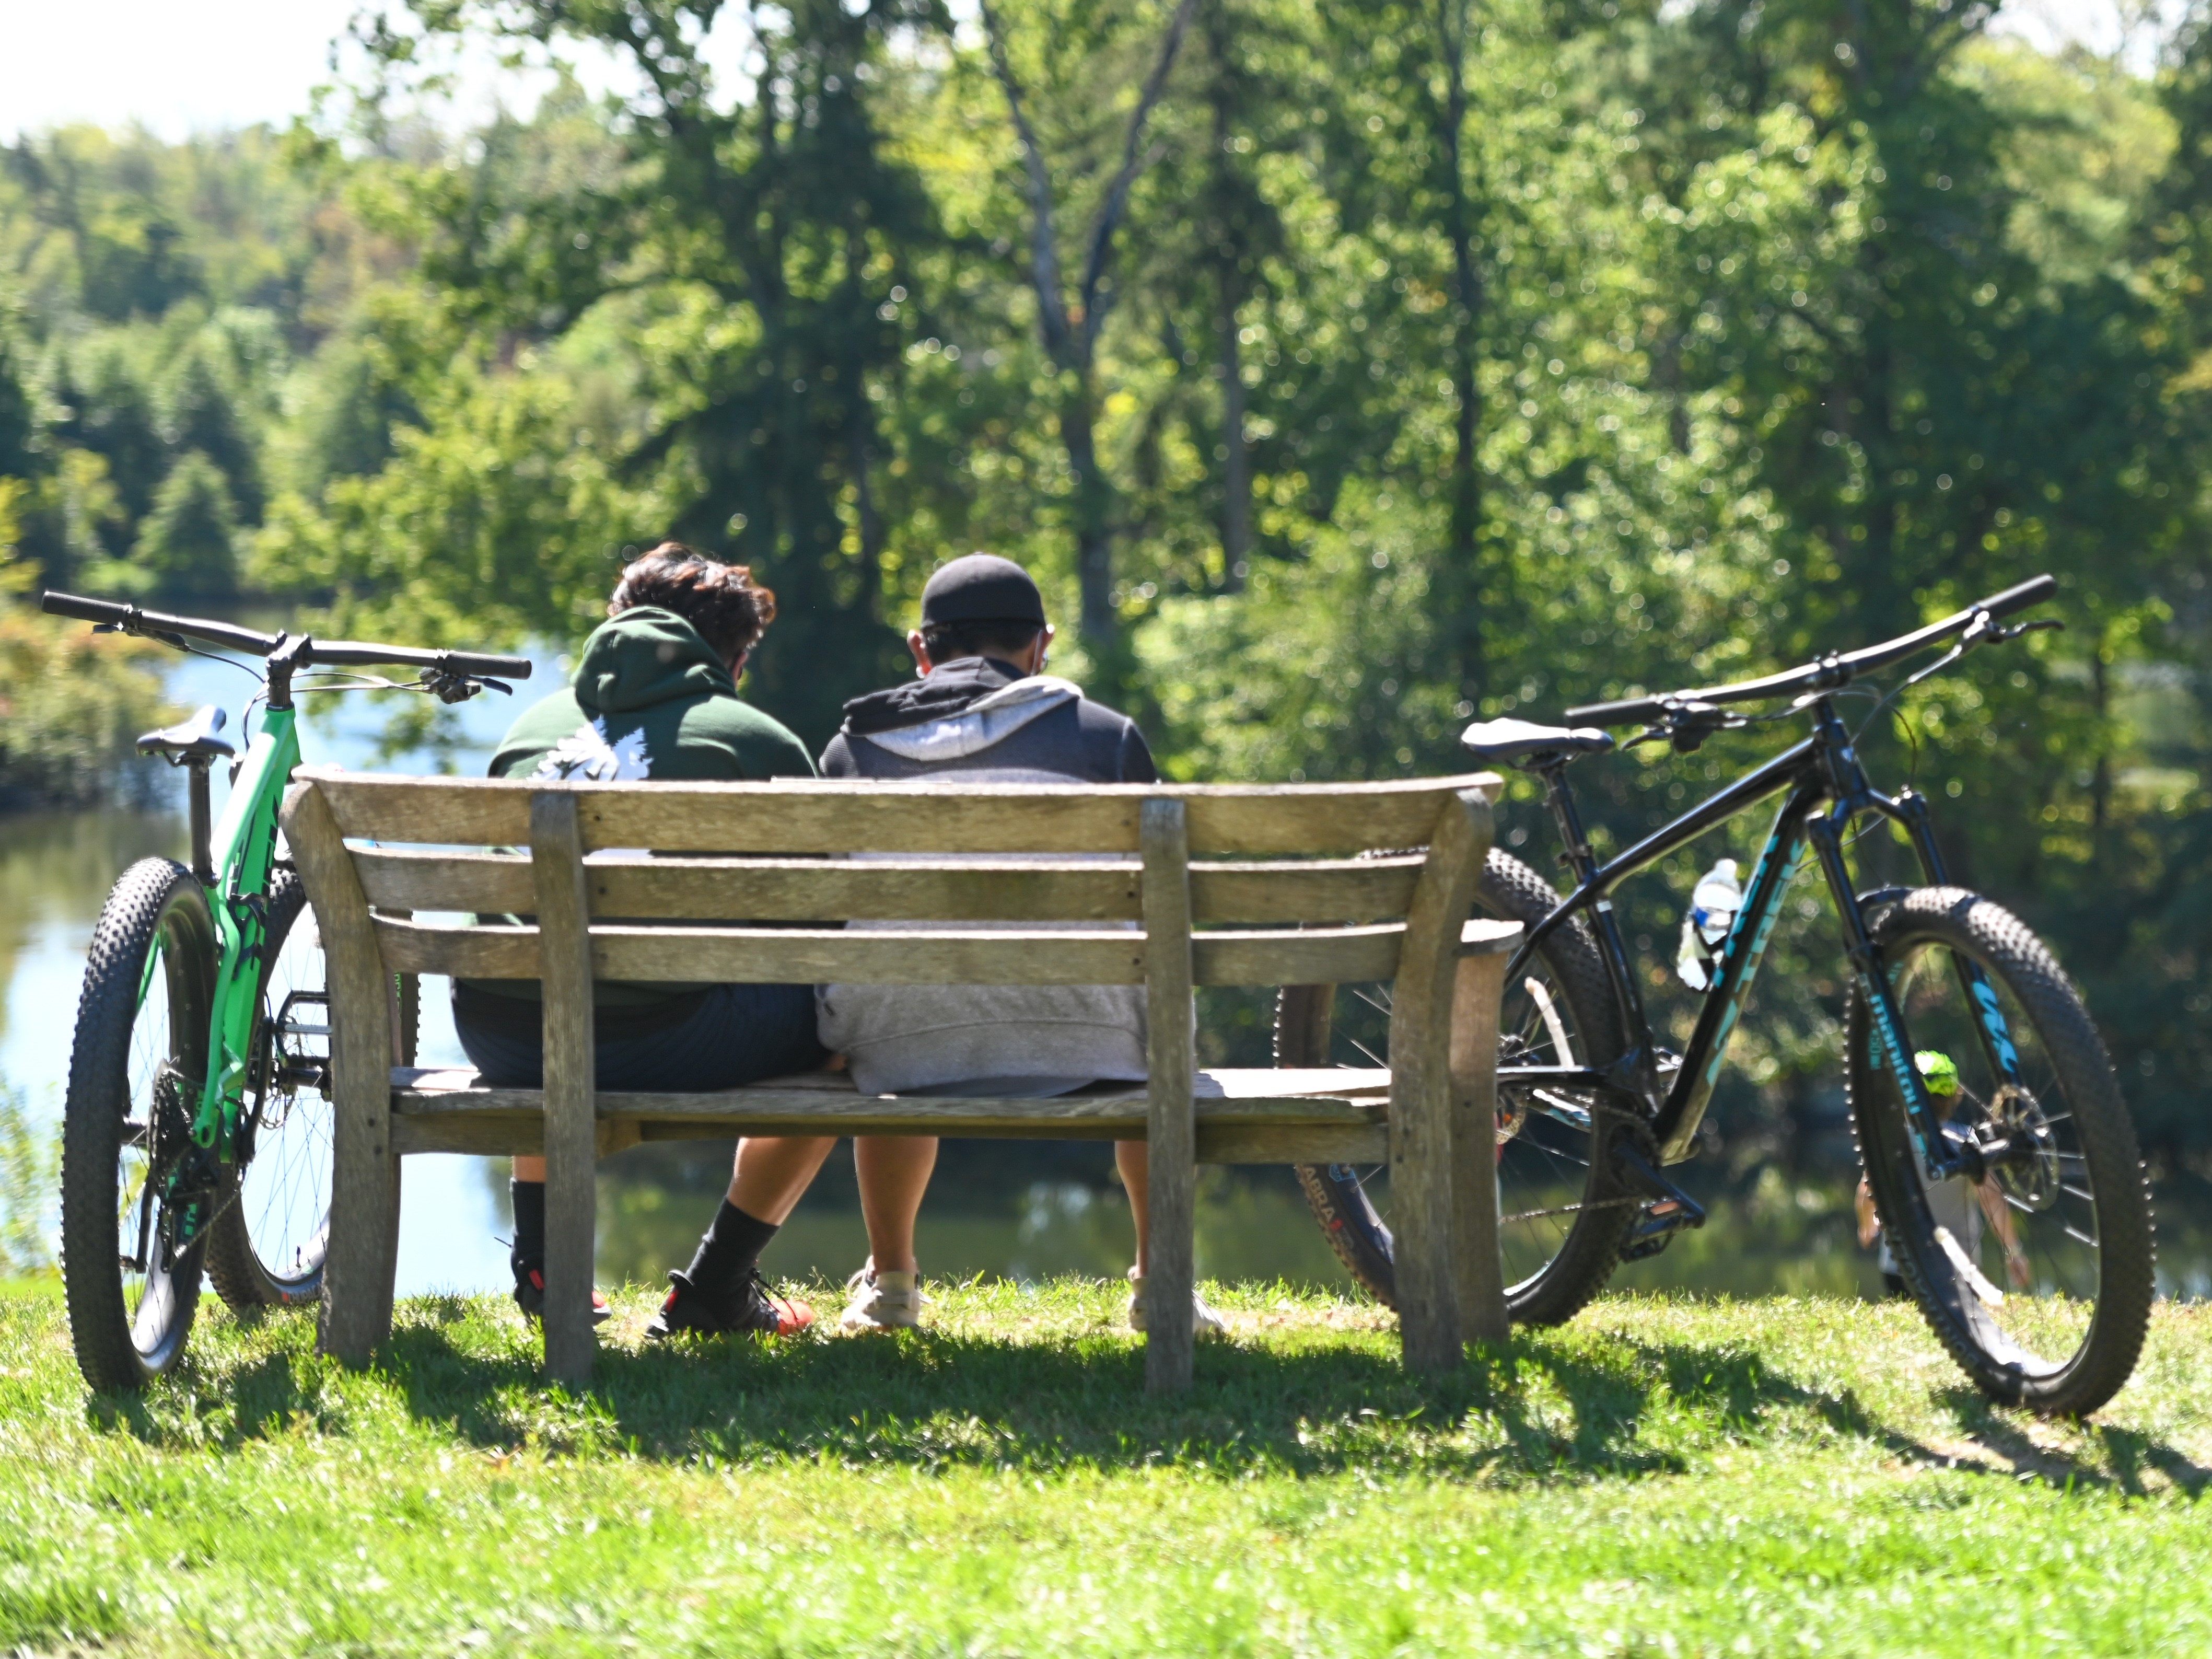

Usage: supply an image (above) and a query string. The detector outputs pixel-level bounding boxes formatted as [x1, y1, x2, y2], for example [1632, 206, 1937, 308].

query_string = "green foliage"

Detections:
[0, 1087, 55, 1277]
[3, 1, 2206, 1161]
[121, 449, 240, 599]
[0, 498, 171, 805]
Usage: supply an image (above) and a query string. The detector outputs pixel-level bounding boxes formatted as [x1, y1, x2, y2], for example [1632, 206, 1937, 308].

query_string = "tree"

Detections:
[130, 449, 239, 598]
[330, 0, 945, 745]
[980, 0, 1199, 688]
[159, 334, 263, 521]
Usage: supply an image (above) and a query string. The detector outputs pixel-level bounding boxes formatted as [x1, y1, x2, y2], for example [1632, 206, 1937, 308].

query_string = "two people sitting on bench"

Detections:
[453, 544, 1220, 1339]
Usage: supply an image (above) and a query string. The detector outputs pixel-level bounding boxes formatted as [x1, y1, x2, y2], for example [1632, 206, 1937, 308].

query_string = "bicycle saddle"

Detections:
[136, 704, 235, 764]
[1459, 717, 1614, 767]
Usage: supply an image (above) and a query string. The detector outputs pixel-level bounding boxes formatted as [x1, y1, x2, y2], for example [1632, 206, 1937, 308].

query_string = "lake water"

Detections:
[4, 645, 2205, 1304]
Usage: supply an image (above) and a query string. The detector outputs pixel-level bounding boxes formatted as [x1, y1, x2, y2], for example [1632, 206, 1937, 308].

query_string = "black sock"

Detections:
[684, 1199, 779, 1291]
[509, 1179, 545, 1279]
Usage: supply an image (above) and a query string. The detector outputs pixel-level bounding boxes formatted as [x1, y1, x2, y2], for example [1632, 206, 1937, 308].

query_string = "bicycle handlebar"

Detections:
[40, 591, 534, 682]
[1562, 574, 2055, 726]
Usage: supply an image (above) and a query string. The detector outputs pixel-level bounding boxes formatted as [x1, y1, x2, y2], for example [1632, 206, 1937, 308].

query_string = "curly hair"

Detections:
[608, 542, 777, 663]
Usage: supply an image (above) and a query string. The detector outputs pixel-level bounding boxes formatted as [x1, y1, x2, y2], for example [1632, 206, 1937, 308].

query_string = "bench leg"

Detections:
[542, 1088, 597, 1387]
[1388, 790, 1494, 1375]
[320, 1117, 400, 1364]
[1141, 798, 1196, 1395]
[1390, 1061, 1462, 1373]
[1450, 949, 1511, 1345]
[533, 791, 599, 1388]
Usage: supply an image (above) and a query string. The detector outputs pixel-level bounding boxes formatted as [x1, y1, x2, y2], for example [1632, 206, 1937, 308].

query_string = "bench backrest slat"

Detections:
[371, 916, 1406, 988]
[294, 767, 1498, 992]
[352, 847, 1426, 926]
[305, 769, 1491, 858]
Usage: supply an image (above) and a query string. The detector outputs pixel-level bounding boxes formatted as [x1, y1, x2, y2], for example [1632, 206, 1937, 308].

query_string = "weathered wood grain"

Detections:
[1140, 798, 1197, 1395]
[279, 779, 400, 1366]
[390, 1063, 1389, 1107]
[300, 767, 1504, 860]
[367, 915, 1406, 988]
[391, 1112, 1392, 1163]
[1449, 941, 1517, 1346]
[353, 846, 1425, 926]
[531, 790, 598, 1386]
[1386, 787, 1495, 1374]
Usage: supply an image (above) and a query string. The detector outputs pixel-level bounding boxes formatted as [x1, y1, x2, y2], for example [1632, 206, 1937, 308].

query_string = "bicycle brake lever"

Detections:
[421, 668, 484, 705]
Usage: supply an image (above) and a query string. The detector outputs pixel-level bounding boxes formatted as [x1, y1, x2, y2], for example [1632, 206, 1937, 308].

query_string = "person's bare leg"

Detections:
[854, 1135, 938, 1274]
[1116, 1140, 1149, 1277]
[514, 1155, 546, 1182]
[726, 1135, 838, 1223]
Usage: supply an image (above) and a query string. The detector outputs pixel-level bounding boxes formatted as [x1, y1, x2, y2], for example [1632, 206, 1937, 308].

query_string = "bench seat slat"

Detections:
[352, 848, 1426, 925]
[304, 769, 1499, 858]
[371, 916, 1406, 987]
[387, 1065, 1391, 1153]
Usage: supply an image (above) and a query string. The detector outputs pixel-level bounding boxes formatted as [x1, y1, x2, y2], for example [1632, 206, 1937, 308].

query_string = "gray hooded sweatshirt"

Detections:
[816, 657, 1157, 1096]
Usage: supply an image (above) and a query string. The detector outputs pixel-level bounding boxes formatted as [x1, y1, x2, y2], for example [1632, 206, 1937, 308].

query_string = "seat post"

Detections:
[187, 761, 216, 886]
[1539, 761, 1598, 884]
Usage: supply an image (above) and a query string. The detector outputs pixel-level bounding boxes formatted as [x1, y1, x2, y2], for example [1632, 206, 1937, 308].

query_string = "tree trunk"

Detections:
[1217, 270, 1250, 591]
[1434, 0, 1485, 704]
[1208, 6, 1250, 592]
[1063, 378, 1117, 647]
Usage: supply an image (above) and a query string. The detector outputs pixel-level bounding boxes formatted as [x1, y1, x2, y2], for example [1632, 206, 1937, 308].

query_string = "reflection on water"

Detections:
[589, 1148, 2212, 1304]
[591, 1153, 1359, 1293]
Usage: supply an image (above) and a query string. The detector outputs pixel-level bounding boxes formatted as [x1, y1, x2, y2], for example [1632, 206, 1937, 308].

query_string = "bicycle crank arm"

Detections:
[1611, 1136, 1709, 1262]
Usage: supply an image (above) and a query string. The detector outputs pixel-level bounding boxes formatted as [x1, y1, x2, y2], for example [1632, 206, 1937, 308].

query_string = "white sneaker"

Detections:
[840, 1265, 925, 1331]
[1125, 1267, 1227, 1337]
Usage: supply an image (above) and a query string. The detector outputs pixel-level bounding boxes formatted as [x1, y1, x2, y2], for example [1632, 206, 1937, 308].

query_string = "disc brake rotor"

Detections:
[1988, 1084, 2061, 1212]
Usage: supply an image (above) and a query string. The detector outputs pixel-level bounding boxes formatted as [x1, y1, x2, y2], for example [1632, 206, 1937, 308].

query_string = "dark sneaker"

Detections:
[513, 1266, 612, 1326]
[645, 1268, 814, 1340]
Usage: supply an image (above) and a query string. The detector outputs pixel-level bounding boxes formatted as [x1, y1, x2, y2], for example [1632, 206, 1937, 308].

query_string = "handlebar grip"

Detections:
[1562, 695, 1666, 726]
[41, 590, 134, 625]
[1978, 573, 2056, 622]
[443, 651, 534, 680]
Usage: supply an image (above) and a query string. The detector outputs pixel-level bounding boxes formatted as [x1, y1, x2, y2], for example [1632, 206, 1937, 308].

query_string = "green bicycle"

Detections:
[41, 591, 530, 1391]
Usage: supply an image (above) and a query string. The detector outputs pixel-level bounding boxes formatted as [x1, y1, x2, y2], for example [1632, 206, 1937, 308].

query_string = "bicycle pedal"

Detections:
[1610, 1135, 1707, 1262]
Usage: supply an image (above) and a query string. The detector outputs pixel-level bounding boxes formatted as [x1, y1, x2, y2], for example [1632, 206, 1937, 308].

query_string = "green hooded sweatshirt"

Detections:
[489, 605, 813, 786]
[463, 605, 815, 1011]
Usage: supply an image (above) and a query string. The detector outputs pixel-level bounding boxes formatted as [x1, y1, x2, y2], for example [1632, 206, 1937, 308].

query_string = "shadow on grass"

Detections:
[1932, 1384, 2212, 1497]
[83, 1296, 2188, 1490]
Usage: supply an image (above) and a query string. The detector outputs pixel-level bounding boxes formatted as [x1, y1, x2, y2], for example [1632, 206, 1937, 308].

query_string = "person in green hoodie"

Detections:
[455, 543, 834, 1338]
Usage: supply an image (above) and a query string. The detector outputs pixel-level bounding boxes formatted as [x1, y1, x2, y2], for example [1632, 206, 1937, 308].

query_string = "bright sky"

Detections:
[0, 0, 753, 142]
[0, 0, 2178, 144]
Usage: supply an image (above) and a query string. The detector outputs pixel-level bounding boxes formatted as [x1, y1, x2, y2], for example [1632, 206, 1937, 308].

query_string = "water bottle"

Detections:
[1675, 857, 1742, 991]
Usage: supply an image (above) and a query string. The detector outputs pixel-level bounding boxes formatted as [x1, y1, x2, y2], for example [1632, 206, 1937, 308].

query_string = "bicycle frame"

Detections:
[186, 703, 300, 1151]
[1495, 696, 2028, 1185]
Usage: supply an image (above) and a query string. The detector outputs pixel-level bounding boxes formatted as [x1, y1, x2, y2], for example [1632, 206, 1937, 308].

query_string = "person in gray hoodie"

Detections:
[818, 553, 1223, 1338]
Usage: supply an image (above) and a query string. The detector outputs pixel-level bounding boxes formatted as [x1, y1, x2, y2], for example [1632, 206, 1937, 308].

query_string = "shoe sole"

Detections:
[839, 1313, 923, 1332]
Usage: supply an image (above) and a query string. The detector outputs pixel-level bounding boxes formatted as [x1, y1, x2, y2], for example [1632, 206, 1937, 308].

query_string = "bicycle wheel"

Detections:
[1848, 887, 2152, 1417]
[1292, 846, 1635, 1325]
[61, 857, 217, 1391]
[205, 871, 333, 1309]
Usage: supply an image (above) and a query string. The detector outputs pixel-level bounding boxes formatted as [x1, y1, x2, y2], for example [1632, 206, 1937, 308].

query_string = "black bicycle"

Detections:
[1289, 575, 2153, 1417]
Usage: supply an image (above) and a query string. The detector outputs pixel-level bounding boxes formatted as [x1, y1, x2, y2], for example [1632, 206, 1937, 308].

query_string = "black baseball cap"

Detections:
[919, 553, 1047, 629]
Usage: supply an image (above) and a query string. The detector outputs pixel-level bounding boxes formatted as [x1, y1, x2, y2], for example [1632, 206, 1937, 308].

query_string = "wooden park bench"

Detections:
[279, 768, 1519, 1393]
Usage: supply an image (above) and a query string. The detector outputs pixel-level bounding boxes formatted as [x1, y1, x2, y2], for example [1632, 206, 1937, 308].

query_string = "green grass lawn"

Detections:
[0, 1278, 2206, 1656]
